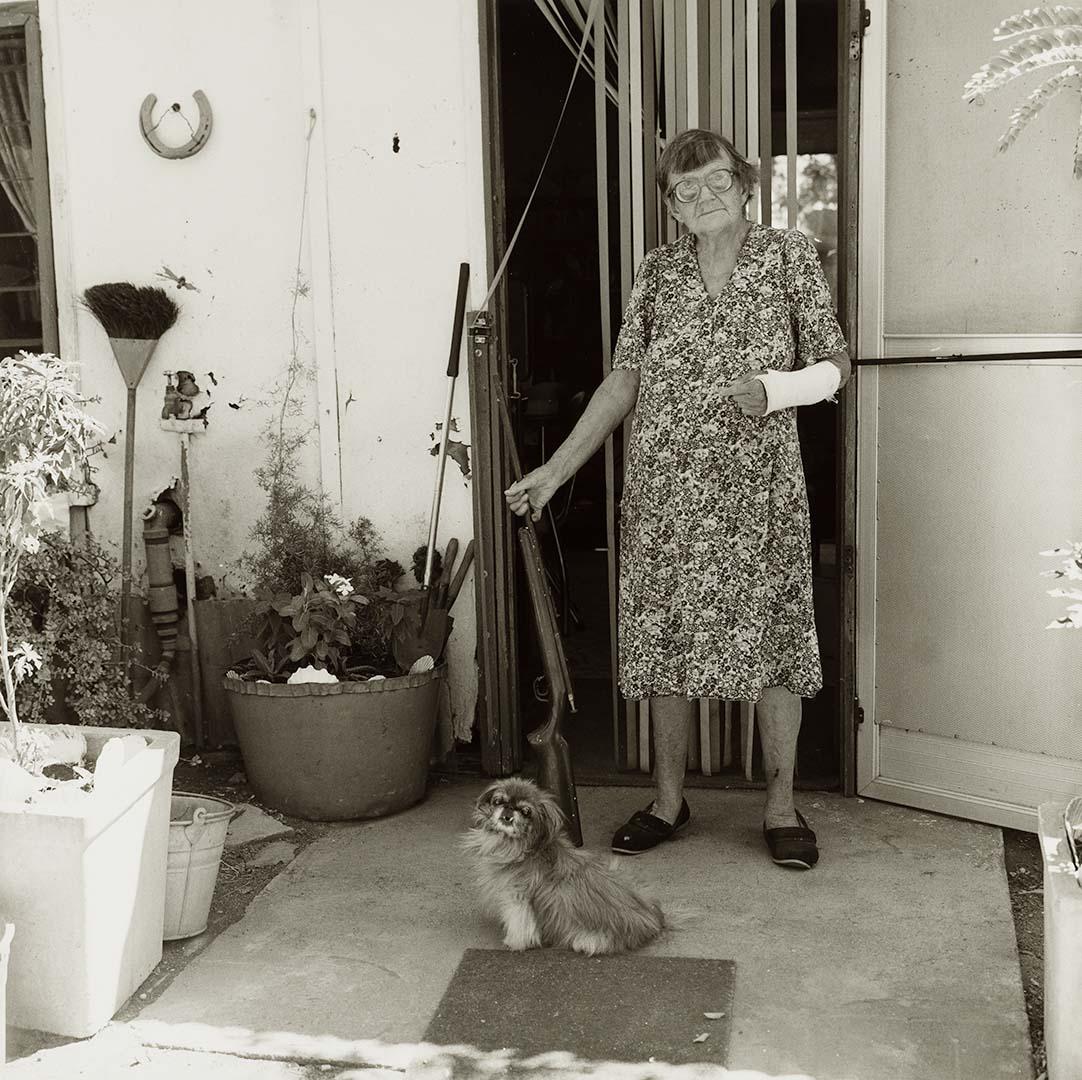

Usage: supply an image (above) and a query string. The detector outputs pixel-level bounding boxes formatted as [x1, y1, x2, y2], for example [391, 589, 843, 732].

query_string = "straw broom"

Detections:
[83, 283, 179, 671]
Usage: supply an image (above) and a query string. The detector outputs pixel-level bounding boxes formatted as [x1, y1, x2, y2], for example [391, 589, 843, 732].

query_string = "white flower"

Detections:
[10, 642, 43, 683]
[22, 533, 40, 554]
[323, 573, 354, 598]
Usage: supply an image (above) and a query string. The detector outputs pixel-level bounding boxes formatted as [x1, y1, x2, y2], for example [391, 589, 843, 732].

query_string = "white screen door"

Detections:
[855, 1, 1082, 831]
[855, 351, 1082, 831]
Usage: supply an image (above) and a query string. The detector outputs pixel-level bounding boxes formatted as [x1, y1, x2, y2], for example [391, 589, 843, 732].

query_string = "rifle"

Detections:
[493, 374, 583, 847]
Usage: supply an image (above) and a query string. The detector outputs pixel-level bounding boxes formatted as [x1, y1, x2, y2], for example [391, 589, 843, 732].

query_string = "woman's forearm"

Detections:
[547, 369, 640, 485]
[826, 349, 852, 388]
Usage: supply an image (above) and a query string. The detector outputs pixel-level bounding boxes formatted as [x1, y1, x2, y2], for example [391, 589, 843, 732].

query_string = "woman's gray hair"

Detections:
[657, 129, 758, 205]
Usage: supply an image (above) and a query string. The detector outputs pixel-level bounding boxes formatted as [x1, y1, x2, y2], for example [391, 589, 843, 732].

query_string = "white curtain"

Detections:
[0, 41, 35, 232]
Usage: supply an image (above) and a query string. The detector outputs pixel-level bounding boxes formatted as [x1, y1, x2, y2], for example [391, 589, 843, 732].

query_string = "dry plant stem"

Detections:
[180, 435, 205, 747]
[120, 386, 137, 680]
[274, 110, 317, 477]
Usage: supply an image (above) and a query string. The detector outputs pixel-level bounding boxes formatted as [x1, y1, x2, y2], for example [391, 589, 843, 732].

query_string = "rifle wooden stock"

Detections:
[518, 527, 582, 846]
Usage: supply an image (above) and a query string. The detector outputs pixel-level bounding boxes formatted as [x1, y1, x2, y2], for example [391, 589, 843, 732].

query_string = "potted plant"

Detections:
[0, 351, 180, 1038]
[221, 352, 469, 822]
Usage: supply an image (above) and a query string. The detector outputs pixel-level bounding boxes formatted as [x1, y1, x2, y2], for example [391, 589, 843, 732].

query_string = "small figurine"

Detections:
[161, 370, 202, 420]
[161, 372, 184, 419]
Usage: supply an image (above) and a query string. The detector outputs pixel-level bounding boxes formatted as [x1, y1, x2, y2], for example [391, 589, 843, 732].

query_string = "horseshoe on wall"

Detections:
[139, 90, 213, 159]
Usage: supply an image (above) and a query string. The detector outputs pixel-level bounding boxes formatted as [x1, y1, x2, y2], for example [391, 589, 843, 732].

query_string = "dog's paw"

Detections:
[569, 930, 616, 956]
[503, 933, 541, 951]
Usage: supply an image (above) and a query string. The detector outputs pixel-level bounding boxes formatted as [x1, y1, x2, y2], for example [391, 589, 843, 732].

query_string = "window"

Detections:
[0, 3, 56, 355]
[772, 153, 839, 304]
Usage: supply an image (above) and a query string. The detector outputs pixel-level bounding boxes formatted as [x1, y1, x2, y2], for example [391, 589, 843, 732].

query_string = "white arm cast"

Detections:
[753, 361, 842, 415]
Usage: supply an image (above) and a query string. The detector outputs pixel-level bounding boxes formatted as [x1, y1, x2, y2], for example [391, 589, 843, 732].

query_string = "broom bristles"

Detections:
[82, 282, 179, 340]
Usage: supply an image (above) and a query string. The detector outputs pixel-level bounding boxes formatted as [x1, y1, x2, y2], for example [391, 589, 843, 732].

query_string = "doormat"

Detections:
[424, 948, 735, 1067]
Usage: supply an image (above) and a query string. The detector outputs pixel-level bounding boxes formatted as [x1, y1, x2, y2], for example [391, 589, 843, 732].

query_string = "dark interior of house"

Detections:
[468, 0, 842, 789]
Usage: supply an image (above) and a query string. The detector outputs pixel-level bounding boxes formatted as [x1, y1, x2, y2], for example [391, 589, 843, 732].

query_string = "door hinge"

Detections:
[856, 700, 865, 726]
[849, 2, 870, 60]
[843, 545, 855, 577]
[468, 310, 491, 343]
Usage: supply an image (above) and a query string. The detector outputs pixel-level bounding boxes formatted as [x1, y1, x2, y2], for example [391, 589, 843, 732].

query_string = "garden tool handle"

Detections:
[435, 537, 459, 607]
[446, 539, 475, 610]
[423, 262, 471, 594]
[447, 263, 469, 378]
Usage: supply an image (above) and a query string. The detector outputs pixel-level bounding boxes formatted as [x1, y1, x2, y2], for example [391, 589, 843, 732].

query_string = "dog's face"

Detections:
[473, 778, 566, 850]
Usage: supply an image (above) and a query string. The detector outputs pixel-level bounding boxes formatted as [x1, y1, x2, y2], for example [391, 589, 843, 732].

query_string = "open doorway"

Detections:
[471, 0, 847, 792]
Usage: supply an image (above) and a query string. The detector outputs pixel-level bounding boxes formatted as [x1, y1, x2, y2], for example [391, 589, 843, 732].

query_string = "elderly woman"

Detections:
[505, 129, 850, 869]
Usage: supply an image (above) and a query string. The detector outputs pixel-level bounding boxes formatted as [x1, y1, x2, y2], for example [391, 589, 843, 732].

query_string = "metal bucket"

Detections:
[165, 793, 234, 941]
[0, 921, 12, 1063]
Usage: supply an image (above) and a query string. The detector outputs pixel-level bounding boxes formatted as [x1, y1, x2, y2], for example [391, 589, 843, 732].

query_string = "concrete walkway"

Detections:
[7, 780, 1032, 1079]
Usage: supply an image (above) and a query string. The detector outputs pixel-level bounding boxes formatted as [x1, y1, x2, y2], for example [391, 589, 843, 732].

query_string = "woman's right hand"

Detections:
[504, 464, 562, 522]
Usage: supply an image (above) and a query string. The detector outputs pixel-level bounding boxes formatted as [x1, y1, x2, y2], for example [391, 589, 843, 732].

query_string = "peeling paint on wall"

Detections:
[430, 439, 470, 480]
[428, 418, 470, 479]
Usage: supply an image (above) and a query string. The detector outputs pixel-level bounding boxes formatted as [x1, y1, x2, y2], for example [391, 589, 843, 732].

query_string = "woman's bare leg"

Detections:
[649, 695, 695, 823]
[755, 685, 802, 829]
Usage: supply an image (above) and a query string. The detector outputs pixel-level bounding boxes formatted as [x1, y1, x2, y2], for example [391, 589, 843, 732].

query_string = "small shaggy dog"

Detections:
[462, 777, 666, 955]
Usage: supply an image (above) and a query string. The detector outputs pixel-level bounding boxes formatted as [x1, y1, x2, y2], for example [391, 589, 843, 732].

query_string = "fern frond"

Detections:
[994, 6, 1082, 42]
[965, 39, 1082, 102]
[996, 65, 1082, 151]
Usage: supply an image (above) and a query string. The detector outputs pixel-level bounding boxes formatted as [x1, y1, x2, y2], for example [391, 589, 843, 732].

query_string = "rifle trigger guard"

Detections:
[532, 675, 550, 703]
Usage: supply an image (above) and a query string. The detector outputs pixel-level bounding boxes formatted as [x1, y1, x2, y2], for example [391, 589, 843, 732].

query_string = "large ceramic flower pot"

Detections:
[223, 665, 444, 821]
[0, 723, 179, 1038]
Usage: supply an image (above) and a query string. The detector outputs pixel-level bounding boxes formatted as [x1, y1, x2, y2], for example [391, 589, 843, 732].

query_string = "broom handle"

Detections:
[120, 386, 137, 670]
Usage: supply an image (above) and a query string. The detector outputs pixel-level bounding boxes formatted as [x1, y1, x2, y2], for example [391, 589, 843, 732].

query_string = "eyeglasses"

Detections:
[668, 168, 736, 204]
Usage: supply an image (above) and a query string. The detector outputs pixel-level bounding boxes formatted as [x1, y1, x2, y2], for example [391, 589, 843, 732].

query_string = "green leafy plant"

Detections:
[238, 569, 431, 683]
[7, 531, 166, 727]
[235, 280, 413, 680]
[0, 352, 104, 765]
[250, 572, 375, 679]
[964, 6, 1082, 177]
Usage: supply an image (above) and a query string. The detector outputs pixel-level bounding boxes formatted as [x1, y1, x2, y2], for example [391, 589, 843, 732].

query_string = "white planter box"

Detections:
[0, 723, 179, 1038]
[1039, 800, 1082, 1080]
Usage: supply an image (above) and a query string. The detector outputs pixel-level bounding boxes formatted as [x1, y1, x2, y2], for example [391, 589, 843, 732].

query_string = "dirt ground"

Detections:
[108, 761, 1046, 1079]
[1002, 827, 1046, 1080]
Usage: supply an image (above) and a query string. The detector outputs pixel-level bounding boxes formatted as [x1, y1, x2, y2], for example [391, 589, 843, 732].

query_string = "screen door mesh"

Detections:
[873, 362, 1082, 759]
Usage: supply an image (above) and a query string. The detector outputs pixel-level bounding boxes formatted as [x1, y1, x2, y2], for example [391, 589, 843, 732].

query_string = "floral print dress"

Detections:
[611, 224, 846, 701]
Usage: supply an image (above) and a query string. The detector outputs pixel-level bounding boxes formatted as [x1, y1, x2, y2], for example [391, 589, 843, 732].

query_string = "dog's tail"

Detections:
[660, 902, 702, 931]
[602, 857, 699, 932]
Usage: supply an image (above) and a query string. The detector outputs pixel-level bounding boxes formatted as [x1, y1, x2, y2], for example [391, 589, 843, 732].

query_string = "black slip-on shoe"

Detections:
[611, 798, 691, 855]
[763, 809, 819, 869]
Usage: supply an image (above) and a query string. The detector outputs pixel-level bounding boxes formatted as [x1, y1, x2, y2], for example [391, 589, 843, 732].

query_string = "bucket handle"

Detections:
[184, 804, 208, 846]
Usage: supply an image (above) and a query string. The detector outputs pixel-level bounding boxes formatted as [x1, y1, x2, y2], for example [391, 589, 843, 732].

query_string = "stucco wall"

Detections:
[33, 0, 487, 744]
[884, 0, 1082, 333]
